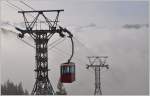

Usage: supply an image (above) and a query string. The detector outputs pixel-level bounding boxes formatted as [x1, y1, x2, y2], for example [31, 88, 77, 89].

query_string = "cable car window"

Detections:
[72, 66, 75, 73]
[73, 66, 75, 73]
[70, 66, 72, 73]
[64, 66, 67, 74]
[69, 66, 71, 73]
[61, 67, 63, 74]
[67, 66, 70, 73]
[70, 65, 75, 73]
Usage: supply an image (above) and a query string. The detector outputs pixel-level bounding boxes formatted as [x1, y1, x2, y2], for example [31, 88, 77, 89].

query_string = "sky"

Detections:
[0, 0, 149, 95]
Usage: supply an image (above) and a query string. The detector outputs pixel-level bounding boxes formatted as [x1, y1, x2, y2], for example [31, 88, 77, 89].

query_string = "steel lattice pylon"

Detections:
[15, 10, 71, 95]
[86, 56, 109, 95]
[31, 33, 54, 95]
[94, 67, 102, 95]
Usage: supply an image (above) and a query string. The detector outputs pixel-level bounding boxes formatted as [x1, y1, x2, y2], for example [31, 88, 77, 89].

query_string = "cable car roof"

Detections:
[61, 62, 75, 66]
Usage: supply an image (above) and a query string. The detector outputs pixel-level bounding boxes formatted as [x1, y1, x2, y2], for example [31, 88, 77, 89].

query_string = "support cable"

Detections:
[48, 38, 66, 50]
[18, 0, 55, 26]
[6, 0, 24, 11]
[73, 36, 96, 56]
[19, 1, 35, 11]
[48, 38, 62, 47]
[17, 36, 35, 48]
[5, 0, 48, 27]
[54, 46, 87, 64]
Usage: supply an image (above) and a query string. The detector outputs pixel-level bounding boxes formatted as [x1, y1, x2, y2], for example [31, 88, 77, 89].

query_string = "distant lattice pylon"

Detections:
[86, 56, 109, 95]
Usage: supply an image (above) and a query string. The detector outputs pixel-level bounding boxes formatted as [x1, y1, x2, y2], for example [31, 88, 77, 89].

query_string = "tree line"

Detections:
[1, 79, 67, 95]
[1, 80, 29, 95]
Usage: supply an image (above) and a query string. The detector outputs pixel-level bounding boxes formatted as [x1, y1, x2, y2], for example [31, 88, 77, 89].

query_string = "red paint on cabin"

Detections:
[60, 62, 75, 83]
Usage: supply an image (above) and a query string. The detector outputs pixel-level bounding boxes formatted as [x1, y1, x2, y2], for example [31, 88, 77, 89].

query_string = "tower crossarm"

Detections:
[18, 9, 64, 13]
[86, 64, 109, 69]
[16, 28, 56, 34]
[17, 10, 64, 34]
[87, 56, 108, 58]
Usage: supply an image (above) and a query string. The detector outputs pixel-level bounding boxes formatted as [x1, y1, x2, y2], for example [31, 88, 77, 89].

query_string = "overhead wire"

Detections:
[18, 0, 57, 25]
[49, 46, 93, 85]
[48, 37, 66, 50]
[2, 2, 37, 49]
[1, 27, 35, 48]
[5, 0, 48, 26]
[6, 0, 24, 11]
[17, 36, 35, 48]
[19, 1, 35, 11]
[4, 2, 19, 12]
[73, 36, 96, 56]
[49, 45, 87, 69]
[54, 47, 87, 64]
[48, 37, 64, 48]
[48, 37, 88, 64]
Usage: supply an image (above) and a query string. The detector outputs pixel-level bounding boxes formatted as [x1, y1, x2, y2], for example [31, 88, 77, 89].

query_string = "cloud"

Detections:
[75, 23, 97, 32]
[1, 28, 17, 35]
[13, 22, 25, 28]
[0, 21, 15, 27]
[0, 21, 25, 28]
[122, 24, 149, 29]
[0, 21, 10, 26]
[85, 23, 96, 28]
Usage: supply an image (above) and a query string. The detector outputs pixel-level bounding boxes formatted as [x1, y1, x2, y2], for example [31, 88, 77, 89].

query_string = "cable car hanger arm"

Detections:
[58, 26, 74, 63]
[68, 37, 74, 63]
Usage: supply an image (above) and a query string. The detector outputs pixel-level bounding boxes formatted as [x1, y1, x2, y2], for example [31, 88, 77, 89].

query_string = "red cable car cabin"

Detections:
[60, 62, 75, 83]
